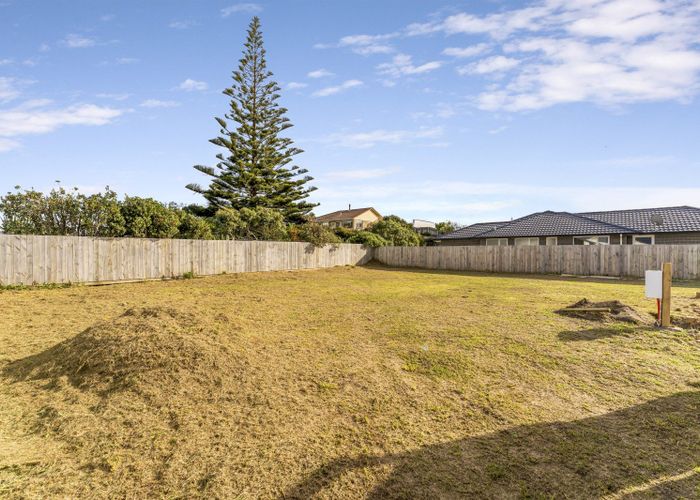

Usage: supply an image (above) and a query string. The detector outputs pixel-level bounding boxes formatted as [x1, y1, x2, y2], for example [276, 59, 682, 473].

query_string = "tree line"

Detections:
[0, 185, 432, 247]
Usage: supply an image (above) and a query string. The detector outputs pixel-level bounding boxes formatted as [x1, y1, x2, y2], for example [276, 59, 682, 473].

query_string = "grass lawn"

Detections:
[1, 265, 699, 498]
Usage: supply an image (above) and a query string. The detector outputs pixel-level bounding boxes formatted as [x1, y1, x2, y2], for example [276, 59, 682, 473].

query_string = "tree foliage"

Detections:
[369, 215, 423, 246]
[177, 212, 214, 240]
[120, 197, 181, 239]
[0, 186, 125, 236]
[187, 17, 317, 223]
[212, 206, 287, 241]
[290, 221, 341, 247]
[436, 221, 458, 234]
[347, 230, 388, 247]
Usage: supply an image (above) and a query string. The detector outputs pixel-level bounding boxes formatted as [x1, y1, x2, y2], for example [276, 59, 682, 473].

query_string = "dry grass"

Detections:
[1, 265, 699, 498]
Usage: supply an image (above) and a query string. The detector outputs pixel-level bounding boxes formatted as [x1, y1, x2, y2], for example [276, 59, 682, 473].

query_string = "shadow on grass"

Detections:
[558, 326, 655, 341]
[285, 391, 700, 499]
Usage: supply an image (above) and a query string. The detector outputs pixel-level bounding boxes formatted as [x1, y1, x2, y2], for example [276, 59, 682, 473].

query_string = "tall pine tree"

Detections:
[187, 17, 317, 223]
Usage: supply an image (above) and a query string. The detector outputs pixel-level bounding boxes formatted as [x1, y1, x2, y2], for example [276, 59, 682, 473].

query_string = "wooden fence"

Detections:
[374, 244, 700, 280]
[3, 235, 700, 285]
[0, 235, 372, 285]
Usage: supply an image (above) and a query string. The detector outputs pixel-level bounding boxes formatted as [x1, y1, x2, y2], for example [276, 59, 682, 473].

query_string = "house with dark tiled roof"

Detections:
[435, 206, 700, 246]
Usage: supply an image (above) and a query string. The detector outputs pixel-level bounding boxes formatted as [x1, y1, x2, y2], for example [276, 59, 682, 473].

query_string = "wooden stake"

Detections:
[661, 262, 672, 327]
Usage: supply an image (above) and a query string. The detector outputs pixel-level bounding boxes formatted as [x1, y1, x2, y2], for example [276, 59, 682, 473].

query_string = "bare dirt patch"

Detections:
[672, 294, 700, 331]
[556, 299, 655, 326]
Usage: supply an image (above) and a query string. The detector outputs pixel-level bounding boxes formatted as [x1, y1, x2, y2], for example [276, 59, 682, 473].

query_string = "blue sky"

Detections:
[1, 0, 699, 224]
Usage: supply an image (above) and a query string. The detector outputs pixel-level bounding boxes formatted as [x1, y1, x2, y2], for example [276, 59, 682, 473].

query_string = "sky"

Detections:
[1, 0, 699, 225]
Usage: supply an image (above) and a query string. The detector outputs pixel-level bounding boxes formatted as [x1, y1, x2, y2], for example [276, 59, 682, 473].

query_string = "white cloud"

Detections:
[221, 3, 262, 17]
[100, 14, 115, 22]
[315, 33, 398, 55]
[96, 93, 131, 101]
[338, 33, 397, 55]
[0, 138, 20, 152]
[178, 79, 208, 91]
[323, 126, 443, 148]
[459, 56, 520, 75]
[287, 82, 308, 89]
[140, 99, 180, 108]
[313, 79, 363, 97]
[39, 43, 50, 52]
[442, 44, 490, 58]
[307, 68, 334, 79]
[169, 20, 197, 29]
[325, 167, 400, 180]
[0, 77, 20, 102]
[377, 53, 442, 78]
[0, 58, 12, 66]
[411, 102, 458, 120]
[0, 102, 123, 152]
[403, 0, 700, 111]
[61, 34, 96, 48]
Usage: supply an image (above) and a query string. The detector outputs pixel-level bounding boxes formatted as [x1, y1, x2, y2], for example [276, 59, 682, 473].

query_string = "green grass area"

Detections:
[1, 266, 698, 498]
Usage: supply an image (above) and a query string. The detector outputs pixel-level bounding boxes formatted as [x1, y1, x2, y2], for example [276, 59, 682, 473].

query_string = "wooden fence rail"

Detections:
[0, 235, 373, 285]
[374, 244, 700, 280]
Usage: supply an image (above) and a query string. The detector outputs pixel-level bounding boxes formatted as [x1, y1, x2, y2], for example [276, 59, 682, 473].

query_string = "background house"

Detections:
[412, 219, 437, 237]
[435, 206, 700, 246]
[315, 206, 381, 230]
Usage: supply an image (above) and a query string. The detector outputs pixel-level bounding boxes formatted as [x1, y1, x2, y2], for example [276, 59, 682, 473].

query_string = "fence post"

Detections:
[661, 262, 672, 327]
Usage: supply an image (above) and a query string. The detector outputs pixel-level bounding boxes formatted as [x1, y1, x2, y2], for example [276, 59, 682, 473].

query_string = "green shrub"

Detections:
[333, 226, 356, 241]
[211, 208, 242, 240]
[436, 221, 457, 234]
[0, 186, 125, 237]
[120, 197, 181, 239]
[211, 206, 287, 241]
[178, 212, 213, 239]
[369, 215, 423, 246]
[347, 231, 388, 247]
[293, 222, 341, 247]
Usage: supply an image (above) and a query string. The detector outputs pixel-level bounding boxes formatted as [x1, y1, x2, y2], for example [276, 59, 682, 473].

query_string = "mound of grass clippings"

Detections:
[5, 307, 240, 394]
[3, 307, 250, 497]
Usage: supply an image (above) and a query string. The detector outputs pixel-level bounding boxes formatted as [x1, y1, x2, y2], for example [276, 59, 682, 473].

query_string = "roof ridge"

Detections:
[565, 211, 635, 232]
[470, 211, 544, 238]
[578, 205, 700, 214]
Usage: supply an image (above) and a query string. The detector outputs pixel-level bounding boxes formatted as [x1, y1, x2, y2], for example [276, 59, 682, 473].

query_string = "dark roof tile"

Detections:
[435, 206, 700, 240]
[438, 221, 507, 239]
[581, 206, 700, 233]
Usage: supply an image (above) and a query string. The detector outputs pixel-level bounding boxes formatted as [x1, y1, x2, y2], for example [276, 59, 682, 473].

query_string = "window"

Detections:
[355, 221, 364, 229]
[486, 238, 509, 246]
[546, 236, 558, 246]
[573, 235, 610, 245]
[632, 234, 655, 245]
[515, 237, 539, 246]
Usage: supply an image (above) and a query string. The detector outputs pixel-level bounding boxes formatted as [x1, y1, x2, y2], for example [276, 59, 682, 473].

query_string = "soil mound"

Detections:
[4, 306, 241, 395]
[556, 299, 654, 325]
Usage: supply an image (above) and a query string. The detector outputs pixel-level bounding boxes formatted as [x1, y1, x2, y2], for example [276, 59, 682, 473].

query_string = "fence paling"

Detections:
[374, 245, 700, 280]
[0, 235, 373, 285]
